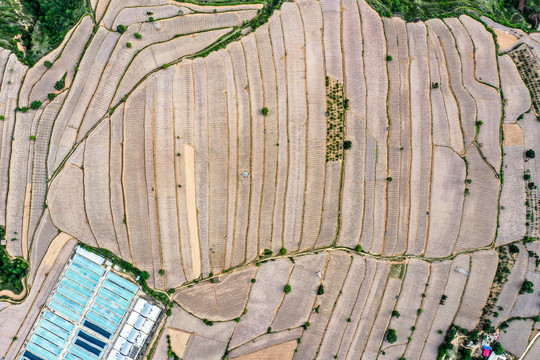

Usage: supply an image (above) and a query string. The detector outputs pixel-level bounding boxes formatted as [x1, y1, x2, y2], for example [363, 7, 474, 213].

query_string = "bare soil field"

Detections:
[0, 0, 538, 358]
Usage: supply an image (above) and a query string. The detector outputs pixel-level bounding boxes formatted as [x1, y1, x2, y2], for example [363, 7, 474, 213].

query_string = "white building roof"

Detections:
[107, 349, 120, 360]
[133, 298, 147, 314]
[126, 312, 139, 326]
[119, 323, 134, 338]
[134, 332, 147, 347]
[113, 337, 127, 351]
[141, 303, 152, 317]
[147, 306, 161, 321]
[134, 315, 146, 330]
[121, 342, 132, 355]
[127, 329, 139, 343]
[140, 319, 154, 334]
[76, 246, 105, 265]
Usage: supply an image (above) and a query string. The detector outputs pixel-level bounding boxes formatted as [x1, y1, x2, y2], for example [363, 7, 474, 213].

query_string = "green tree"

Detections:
[492, 342, 504, 355]
[520, 280, 534, 294]
[30, 100, 42, 109]
[526, 149, 535, 158]
[261, 107, 269, 116]
[284, 284, 292, 294]
[386, 329, 397, 343]
[54, 72, 67, 91]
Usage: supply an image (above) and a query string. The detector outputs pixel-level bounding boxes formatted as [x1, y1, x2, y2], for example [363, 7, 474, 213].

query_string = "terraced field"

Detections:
[1, 0, 540, 359]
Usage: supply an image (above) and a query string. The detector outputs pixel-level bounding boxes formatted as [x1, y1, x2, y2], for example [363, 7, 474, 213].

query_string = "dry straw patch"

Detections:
[234, 340, 297, 360]
[494, 29, 519, 51]
[503, 123, 524, 146]
[167, 328, 191, 358]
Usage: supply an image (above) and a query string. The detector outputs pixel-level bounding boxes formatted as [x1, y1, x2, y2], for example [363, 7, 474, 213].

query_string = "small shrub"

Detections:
[440, 294, 448, 305]
[30, 100, 42, 110]
[279, 248, 287, 255]
[355, 244, 362, 252]
[134, 32, 142, 39]
[126, 42, 132, 48]
[509, 244, 520, 254]
[317, 284, 325, 295]
[149, 17, 154, 21]
[525, 173, 531, 180]
[347, 317, 351, 322]
[29, 135, 36, 140]
[391, 310, 400, 318]
[48, 93, 56, 101]
[203, 319, 214, 326]
[284, 284, 292, 294]
[166, 309, 172, 316]
[44, 60, 52, 68]
[431, 82, 439, 89]
[235, 317, 241, 323]
[162, 64, 169, 69]
[386, 55, 393, 61]
[251, 278, 256, 283]
[466, 179, 472, 184]
[167, 288, 176, 294]
[417, 309, 423, 315]
[159, 269, 165, 275]
[0, 115, 4, 120]
[343, 140, 352, 149]
[54, 73, 67, 91]
[261, 107, 269, 116]
[387, 177, 393, 182]
[526, 149, 536, 158]
[520, 280, 534, 294]
[314, 305, 320, 313]
[386, 329, 397, 343]
[117, 25, 127, 34]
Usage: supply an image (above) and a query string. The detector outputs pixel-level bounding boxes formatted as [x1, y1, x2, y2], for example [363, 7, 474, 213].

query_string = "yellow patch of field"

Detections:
[21, 183, 31, 260]
[168, 328, 192, 358]
[494, 29, 519, 51]
[184, 143, 201, 279]
[503, 123, 524, 146]
[40, 233, 75, 268]
[234, 340, 297, 360]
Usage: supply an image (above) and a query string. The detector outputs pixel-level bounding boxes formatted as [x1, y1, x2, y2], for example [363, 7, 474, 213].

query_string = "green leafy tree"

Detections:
[30, 100, 42, 109]
[492, 342, 504, 355]
[386, 329, 397, 343]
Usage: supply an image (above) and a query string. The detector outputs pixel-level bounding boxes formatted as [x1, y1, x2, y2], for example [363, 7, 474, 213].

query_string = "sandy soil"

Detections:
[234, 340, 297, 359]
[494, 29, 519, 51]
[503, 123, 524, 146]
[168, 328, 191, 357]
[184, 143, 201, 278]
[21, 183, 31, 260]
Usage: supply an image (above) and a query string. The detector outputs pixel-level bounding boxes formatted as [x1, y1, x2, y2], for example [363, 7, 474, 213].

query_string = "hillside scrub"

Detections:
[1, 0, 88, 65]
[366, 0, 537, 31]
[0, 226, 28, 294]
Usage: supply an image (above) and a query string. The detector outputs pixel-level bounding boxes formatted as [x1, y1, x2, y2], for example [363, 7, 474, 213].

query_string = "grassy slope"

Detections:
[0, 0, 88, 66]
[366, 0, 534, 31]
